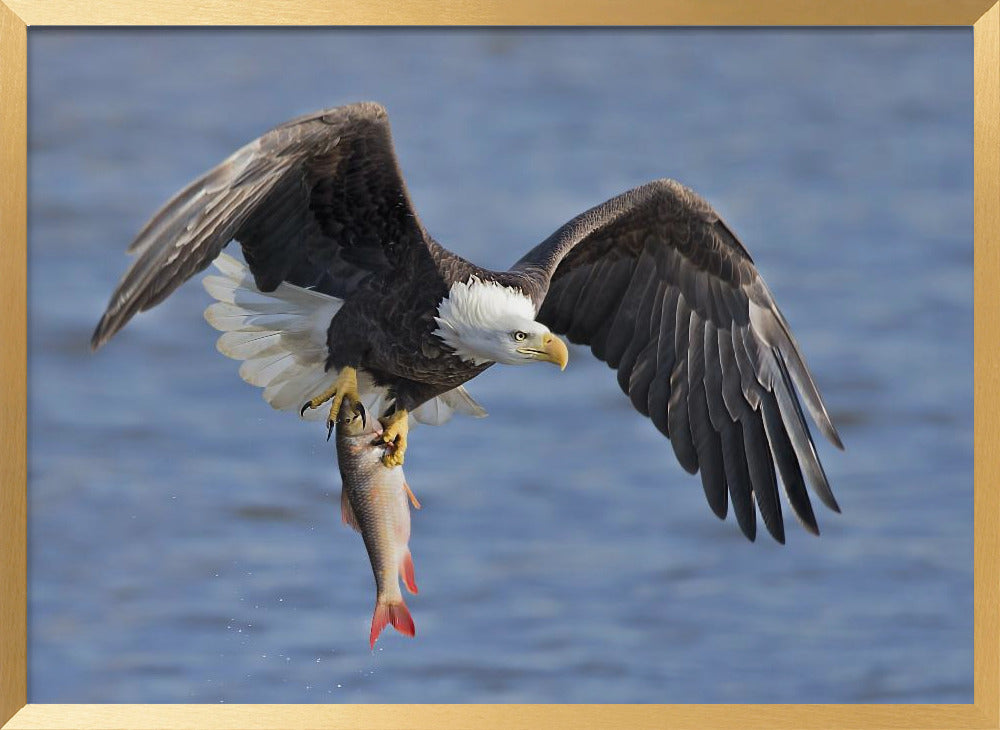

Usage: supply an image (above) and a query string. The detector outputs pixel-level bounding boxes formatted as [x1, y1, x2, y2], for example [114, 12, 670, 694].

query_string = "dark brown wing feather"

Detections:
[513, 179, 843, 542]
[92, 102, 435, 349]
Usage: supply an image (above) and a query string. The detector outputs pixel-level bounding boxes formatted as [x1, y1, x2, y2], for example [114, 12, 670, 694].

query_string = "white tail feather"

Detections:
[441, 386, 488, 418]
[203, 253, 343, 416]
[216, 330, 283, 360]
[202, 252, 487, 426]
[411, 386, 488, 426]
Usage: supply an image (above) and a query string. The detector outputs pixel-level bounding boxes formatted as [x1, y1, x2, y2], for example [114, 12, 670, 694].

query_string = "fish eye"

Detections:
[513, 330, 527, 342]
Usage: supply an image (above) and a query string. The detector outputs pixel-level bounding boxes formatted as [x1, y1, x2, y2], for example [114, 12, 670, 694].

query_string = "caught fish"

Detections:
[336, 399, 422, 648]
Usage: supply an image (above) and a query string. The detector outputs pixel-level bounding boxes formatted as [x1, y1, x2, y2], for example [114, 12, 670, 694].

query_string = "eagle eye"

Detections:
[512, 330, 527, 342]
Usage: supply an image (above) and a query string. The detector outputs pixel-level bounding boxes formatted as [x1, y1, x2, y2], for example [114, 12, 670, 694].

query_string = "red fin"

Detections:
[399, 550, 418, 594]
[340, 489, 360, 532]
[369, 600, 415, 648]
[403, 481, 421, 509]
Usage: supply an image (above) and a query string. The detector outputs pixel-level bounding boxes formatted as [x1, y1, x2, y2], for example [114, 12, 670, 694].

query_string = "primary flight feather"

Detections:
[92, 102, 843, 543]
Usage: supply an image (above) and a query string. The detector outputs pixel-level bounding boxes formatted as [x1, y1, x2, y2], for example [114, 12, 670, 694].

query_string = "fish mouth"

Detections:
[337, 399, 369, 436]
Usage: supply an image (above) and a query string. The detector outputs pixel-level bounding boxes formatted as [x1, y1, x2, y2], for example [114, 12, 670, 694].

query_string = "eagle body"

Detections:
[93, 101, 844, 543]
[324, 255, 497, 412]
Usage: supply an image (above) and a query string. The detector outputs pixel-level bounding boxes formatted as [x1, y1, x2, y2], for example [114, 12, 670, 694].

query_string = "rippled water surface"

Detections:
[28, 29, 972, 703]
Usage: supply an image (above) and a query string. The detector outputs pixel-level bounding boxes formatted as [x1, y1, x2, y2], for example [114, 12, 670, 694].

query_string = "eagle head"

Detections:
[433, 277, 569, 369]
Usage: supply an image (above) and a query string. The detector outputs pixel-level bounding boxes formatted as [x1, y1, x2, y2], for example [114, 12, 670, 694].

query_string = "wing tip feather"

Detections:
[826, 422, 846, 451]
[89, 324, 107, 352]
[91, 306, 128, 351]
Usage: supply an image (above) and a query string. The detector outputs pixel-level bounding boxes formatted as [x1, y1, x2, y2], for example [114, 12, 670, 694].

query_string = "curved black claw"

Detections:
[326, 419, 334, 441]
[300, 401, 313, 417]
[354, 401, 367, 430]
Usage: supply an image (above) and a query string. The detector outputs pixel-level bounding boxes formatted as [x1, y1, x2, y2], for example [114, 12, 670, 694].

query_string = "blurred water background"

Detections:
[27, 29, 972, 703]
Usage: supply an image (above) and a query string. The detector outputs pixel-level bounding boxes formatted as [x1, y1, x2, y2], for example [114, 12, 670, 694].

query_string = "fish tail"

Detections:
[370, 599, 415, 648]
[399, 549, 418, 594]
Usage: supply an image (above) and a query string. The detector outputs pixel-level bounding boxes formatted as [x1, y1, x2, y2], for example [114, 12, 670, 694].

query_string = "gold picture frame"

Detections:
[2, 2, 997, 728]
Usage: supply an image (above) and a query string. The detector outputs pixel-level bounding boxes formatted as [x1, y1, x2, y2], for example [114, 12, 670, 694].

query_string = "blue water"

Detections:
[27, 29, 973, 703]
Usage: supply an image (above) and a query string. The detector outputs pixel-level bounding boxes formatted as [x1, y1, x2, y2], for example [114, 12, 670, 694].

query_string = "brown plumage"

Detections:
[92, 102, 843, 543]
[512, 180, 843, 542]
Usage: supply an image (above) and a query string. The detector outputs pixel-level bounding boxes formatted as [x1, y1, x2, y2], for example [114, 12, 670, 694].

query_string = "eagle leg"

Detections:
[299, 367, 361, 440]
[378, 409, 409, 468]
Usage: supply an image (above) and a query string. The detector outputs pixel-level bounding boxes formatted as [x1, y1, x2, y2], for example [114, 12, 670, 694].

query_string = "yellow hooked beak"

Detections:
[533, 333, 569, 371]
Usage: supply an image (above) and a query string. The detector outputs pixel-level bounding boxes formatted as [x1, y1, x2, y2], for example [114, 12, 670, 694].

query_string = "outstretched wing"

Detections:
[92, 102, 433, 349]
[513, 179, 843, 543]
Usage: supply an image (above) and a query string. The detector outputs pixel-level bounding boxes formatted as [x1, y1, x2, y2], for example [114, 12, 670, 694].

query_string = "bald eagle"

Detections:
[92, 102, 843, 543]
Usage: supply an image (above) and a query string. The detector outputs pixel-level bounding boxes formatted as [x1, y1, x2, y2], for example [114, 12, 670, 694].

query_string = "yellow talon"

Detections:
[299, 367, 361, 439]
[378, 409, 409, 467]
